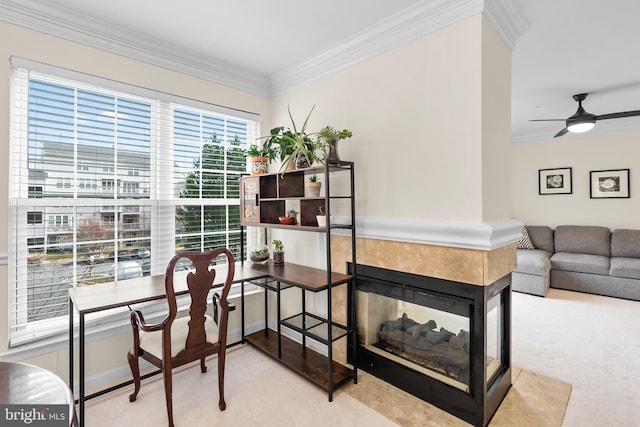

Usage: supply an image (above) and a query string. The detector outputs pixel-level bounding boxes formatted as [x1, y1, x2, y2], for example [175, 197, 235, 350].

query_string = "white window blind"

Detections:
[9, 60, 259, 346]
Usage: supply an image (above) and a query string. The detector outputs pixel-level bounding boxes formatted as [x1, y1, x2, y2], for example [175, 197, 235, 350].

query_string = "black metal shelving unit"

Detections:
[239, 161, 357, 401]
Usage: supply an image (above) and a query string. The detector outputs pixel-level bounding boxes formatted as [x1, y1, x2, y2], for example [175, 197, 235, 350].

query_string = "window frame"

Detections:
[9, 59, 260, 346]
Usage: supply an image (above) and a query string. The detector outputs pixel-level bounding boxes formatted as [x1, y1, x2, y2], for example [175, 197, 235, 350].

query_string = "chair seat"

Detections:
[139, 315, 219, 358]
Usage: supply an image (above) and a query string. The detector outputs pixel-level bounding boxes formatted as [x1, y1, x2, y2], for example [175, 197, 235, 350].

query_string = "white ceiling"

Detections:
[2, 0, 640, 144]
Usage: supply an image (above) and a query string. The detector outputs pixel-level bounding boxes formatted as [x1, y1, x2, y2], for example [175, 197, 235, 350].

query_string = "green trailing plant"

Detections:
[272, 239, 284, 252]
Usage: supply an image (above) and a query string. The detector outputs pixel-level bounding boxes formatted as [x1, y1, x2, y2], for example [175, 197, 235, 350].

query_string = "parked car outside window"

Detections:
[111, 261, 143, 280]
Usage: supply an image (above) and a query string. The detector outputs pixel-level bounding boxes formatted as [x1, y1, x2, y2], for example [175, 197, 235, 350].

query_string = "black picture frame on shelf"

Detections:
[539, 167, 572, 195]
[590, 169, 630, 199]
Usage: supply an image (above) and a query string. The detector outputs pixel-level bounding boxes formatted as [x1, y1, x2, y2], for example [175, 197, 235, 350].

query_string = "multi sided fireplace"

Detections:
[350, 263, 511, 427]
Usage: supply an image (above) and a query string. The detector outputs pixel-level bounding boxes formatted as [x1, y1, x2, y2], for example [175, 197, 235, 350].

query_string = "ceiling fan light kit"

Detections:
[567, 121, 595, 133]
[530, 93, 640, 138]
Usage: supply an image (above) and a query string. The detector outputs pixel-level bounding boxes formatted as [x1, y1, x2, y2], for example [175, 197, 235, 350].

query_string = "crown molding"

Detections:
[0, 0, 270, 96]
[269, 0, 529, 96]
[0, 0, 527, 99]
[483, 0, 530, 49]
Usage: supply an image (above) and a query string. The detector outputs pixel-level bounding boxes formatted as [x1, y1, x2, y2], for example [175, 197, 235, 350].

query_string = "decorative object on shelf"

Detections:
[259, 105, 328, 172]
[279, 209, 298, 225]
[317, 126, 353, 163]
[250, 247, 270, 264]
[247, 145, 270, 175]
[316, 206, 330, 228]
[538, 167, 572, 195]
[305, 174, 322, 198]
[590, 168, 630, 199]
[272, 240, 284, 265]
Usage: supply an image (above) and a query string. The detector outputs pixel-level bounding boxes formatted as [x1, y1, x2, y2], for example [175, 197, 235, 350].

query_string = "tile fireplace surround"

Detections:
[328, 234, 517, 425]
[329, 234, 517, 342]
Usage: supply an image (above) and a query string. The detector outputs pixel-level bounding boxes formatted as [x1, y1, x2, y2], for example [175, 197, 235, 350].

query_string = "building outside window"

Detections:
[9, 65, 257, 345]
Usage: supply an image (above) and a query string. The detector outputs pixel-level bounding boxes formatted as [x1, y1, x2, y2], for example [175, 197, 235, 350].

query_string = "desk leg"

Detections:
[241, 280, 245, 342]
[68, 298, 74, 390]
[79, 313, 85, 427]
[276, 281, 281, 359]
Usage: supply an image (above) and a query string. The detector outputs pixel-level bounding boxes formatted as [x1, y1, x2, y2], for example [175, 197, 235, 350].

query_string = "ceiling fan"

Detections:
[530, 93, 640, 138]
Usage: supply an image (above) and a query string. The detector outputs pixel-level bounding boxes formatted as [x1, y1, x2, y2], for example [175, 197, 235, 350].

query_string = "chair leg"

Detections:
[217, 351, 226, 411]
[163, 365, 174, 427]
[200, 357, 207, 373]
[127, 351, 140, 402]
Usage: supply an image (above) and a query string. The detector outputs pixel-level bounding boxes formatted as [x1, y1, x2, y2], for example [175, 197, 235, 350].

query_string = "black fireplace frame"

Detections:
[348, 263, 511, 427]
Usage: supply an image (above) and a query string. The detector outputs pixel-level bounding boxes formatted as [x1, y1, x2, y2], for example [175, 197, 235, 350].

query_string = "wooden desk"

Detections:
[68, 261, 266, 427]
[0, 361, 75, 426]
[68, 261, 355, 426]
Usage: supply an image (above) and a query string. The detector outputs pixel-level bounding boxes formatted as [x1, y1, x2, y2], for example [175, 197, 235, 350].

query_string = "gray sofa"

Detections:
[512, 225, 640, 301]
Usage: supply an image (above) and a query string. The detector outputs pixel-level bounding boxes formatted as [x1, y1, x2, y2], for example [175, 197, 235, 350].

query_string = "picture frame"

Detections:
[590, 169, 630, 199]
[539, 167, 572, 195]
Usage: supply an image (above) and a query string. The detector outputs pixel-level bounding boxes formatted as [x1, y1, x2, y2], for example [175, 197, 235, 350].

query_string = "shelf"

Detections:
[281, 313, 349, 344]
[245, 277, 294, 291]
[239, 161, 357, 402]
[244, 329, 355, 392]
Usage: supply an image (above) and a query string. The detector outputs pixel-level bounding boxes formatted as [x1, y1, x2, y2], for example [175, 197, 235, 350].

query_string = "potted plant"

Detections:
[247, 144, 271, 175]
[249, 247, 270, 264]
[261, 105, 327, 171]
[305, 174, 322, 198]
[316, 206, 330, 228]
[279, 209, 298, 225]
[272, 239, 284, 265]
[317, 126, 353, 163]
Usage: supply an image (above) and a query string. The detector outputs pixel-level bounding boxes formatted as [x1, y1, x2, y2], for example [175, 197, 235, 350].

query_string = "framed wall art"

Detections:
[539, 167, 572, 195]
[590, 169, 630, 199]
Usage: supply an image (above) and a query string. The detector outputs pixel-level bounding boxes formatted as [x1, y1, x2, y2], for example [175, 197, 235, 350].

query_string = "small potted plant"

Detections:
[272, 239, 284, 265]
[247, 144, 271, 175]
[305, 174, 322, 198]
[279, 209, 298, 225]
[250, 247, 270, 264]
[317, 126, 353, 163]
[316, 206, 330, 228]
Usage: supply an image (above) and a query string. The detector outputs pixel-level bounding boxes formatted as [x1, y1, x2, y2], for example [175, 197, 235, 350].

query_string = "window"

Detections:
[9, 62, 259, 345]
[27, 211, 43, 224]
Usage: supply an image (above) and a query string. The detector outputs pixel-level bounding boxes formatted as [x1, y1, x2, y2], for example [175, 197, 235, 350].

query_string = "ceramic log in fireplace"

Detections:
[349, 263, 511, 427]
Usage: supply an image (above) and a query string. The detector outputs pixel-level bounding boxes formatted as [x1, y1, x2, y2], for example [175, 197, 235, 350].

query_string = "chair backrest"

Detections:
[163, 249, 235, 354]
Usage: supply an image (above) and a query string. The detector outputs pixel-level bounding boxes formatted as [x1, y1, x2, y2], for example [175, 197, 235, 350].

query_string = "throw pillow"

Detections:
[517, 227, 535, 249]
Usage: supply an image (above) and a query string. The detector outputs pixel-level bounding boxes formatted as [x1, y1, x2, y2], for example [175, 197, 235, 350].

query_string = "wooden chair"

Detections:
[127, 249, 235, 427]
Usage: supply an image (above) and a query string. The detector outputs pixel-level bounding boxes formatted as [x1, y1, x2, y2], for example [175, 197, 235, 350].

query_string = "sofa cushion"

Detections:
[525, 226, 554, 253]
[611, 229, 640, 258]
[554, 225, 611, 257]
[516, 249, 551, 275]
[551, 252, 610, 275]
[609, 257, 640, 280]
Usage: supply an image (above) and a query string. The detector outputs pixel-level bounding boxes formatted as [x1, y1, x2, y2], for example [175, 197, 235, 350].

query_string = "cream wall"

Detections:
[271, 14, 511, 225]
[0, 21, 270, 379]
[511, 130, 640, 229]
[481, 16, 512, 222]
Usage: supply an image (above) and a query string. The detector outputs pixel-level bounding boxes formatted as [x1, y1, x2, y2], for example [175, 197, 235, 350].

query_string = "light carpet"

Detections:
[85, 288, 639, 426]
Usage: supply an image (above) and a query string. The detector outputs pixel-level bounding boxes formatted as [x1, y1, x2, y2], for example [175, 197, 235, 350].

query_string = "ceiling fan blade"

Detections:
[595, 110, 640, 120]
[554, 128, 569, 138]
[529, 119, 565, 122]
